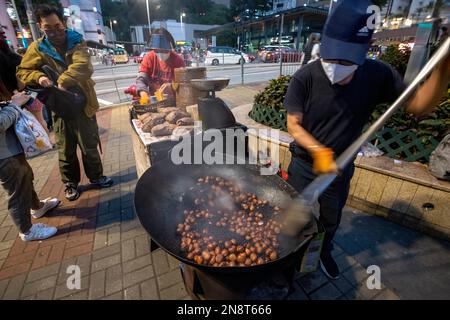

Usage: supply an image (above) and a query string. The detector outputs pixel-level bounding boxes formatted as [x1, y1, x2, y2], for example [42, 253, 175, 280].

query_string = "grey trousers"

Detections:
[0, 153, 40, 234]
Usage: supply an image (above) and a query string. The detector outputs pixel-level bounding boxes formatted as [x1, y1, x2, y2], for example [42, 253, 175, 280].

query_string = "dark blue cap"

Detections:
[321, 0, 375, 65]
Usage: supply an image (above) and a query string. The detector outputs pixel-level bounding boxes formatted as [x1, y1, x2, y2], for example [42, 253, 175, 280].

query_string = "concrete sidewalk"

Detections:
[0, 84, 448, 300]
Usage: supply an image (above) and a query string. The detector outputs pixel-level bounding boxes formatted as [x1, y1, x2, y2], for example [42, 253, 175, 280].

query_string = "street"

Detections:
[93, 62, 296, 107]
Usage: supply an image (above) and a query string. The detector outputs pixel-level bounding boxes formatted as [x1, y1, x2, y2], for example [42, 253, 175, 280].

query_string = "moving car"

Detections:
[205, 46, 250, 65]
[113, 48, 129, 64]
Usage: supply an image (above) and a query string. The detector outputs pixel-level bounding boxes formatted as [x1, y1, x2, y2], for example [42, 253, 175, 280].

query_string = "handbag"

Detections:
[27, 65, 87, 119]
[11, 104, 53, 158]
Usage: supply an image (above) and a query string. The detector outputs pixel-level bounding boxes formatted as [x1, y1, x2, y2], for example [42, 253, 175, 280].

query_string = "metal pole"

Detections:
[180, 13, 186, 42]
[110, 20, 113, 48]
[328, 0, 336, 15]
[146, 0, 152, 37]
[24, 0, 39, 41]
[279, 14, 284, 76]
[180, 13, 183, 40]
[10, 0, 26, 47]
[241, 56, 244, 85]
[114, 79, 121, 102]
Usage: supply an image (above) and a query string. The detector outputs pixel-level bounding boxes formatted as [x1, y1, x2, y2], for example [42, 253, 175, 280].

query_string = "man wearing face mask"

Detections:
[136, 28, 185, 105]
[17, 5, 113, 202]
[284, 0, 450, 280]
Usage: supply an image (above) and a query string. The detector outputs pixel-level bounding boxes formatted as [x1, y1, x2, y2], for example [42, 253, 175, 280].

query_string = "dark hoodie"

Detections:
[0, 39, 22, 100]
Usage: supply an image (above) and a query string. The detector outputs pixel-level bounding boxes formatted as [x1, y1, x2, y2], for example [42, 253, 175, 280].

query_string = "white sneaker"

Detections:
[31, 198, 60, 219]
[19, 224, 58, 242]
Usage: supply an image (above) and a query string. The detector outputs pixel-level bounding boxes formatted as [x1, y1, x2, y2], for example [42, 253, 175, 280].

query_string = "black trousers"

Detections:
[54, 113, 103, 185]
[0, 154, 40, 234]
[287, 156, 355, 254]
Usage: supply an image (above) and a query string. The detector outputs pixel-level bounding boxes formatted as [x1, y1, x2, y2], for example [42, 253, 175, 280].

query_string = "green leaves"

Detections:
[379, 45, 411, 77]
[370, 89, 450, 163]
[253, 75, 292, 111]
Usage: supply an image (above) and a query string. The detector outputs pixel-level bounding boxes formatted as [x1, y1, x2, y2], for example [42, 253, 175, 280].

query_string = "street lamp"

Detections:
[328, 0, 338, 15]
[10, 0, 28, 48]
[110, 19, 117, 48]
[146, 0, 152, 37]
[180, 12, 186, 41]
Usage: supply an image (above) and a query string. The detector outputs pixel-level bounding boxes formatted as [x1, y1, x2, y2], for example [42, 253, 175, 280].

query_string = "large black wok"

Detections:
[134, 159, 317, 274]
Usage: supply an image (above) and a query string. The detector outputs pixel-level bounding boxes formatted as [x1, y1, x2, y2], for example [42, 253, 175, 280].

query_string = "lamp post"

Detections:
[146, 0, 152, 37]
[110, 19, 117, 48]
[24, 0, 39, 41]
[180, 12, 186, 41]
[10, 0, 27, 48]
[329, 0, 338, 15]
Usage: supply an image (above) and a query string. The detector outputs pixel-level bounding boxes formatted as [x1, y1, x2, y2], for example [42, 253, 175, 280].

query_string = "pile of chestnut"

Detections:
[177, 176, 284, 267]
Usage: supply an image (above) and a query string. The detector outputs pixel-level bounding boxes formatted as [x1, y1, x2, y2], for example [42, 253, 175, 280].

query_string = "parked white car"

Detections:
[205, 46, 250, 65]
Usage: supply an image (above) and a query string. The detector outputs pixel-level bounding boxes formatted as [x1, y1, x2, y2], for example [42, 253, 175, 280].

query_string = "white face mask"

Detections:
[156, 52, 170, 61]
[321, 60, 358, 84]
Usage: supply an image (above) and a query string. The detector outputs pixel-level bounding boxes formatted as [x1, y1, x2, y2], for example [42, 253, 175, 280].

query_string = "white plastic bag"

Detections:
[360, 142, 384, 158]
[429, 134, 450, 181]
[12, 105, 52, 158]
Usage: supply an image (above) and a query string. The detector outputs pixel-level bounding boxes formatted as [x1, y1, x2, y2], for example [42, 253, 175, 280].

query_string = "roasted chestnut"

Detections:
[228, 253, 237, 262]
[194, 256, 204, 264]
[236, 253, 246, 263]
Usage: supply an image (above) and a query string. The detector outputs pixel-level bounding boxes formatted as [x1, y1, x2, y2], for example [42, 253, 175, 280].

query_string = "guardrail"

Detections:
[93, 73, 137, 84]
[93, 57, 304, 105]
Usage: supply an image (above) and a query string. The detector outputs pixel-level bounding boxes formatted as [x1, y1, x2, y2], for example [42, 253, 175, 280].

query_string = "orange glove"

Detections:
[139, 91, 149, 105]
[309, 146, 338, 174]
[155, 83, 173, 101]
[155, 88, 164, 102]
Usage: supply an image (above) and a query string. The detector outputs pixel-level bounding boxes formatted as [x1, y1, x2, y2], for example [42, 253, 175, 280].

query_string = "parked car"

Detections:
[205, 46, 250, 65]
[133, 52, 147, 64]
[259, 45, 290, 63]
[260, 46, 302, 63]
[278, 48, 303, 63]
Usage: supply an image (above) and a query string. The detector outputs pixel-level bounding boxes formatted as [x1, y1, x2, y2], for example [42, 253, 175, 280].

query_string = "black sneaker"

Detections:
[320, 251, 340, 280]
[64, 183, 80, 201]
[90, 176, 113, 188]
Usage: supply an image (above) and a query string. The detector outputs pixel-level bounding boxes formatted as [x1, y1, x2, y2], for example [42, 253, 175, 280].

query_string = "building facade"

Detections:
[384, 0, 413, 16]
[381, 0, 449, 29]
[130, 20, 218, 51]
[60, 0, 106, 44]
[212, 0, 231, 7]
[273, 0, 298, 12]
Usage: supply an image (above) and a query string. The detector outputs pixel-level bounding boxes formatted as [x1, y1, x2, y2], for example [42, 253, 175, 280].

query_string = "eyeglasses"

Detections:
[43, 28, 66, 37]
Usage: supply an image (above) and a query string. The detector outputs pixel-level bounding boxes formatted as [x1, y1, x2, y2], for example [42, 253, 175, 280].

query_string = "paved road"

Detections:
[93, 62, 300, 106]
